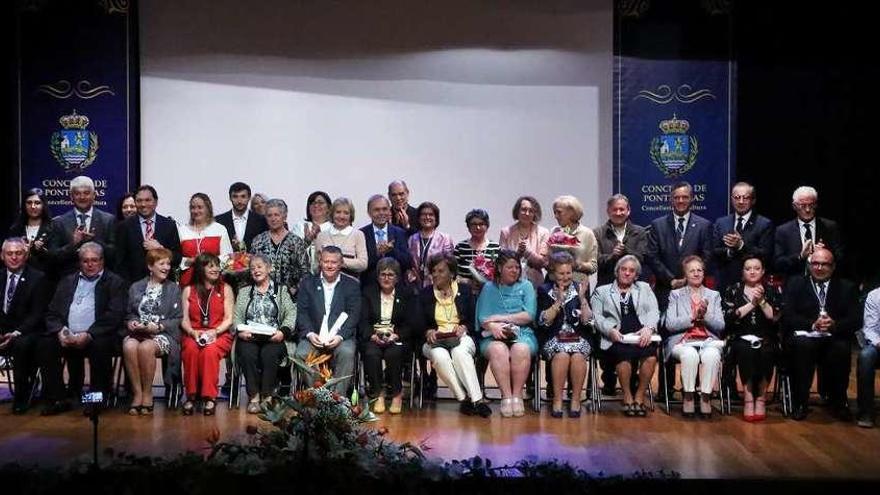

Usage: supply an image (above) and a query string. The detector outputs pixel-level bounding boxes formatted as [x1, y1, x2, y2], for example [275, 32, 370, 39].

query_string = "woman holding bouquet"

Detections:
[407, 202, 455, 288]
[122, 248, 182, 415]
[234, 254, 297, 414]
[359, 257, 418, 414]
[454, 209, 501, 292]
[545, 195, 598, 284]
[180, 253, 234, 416]
[249, 199, 310, 298]
[314, 197, 368, 278]
[477, 249, 538, 417]
[499, 196, 549, 289]
[536, 252, 593, 417]
[591, 255, 659, 417]
[177, 193, 233, 287]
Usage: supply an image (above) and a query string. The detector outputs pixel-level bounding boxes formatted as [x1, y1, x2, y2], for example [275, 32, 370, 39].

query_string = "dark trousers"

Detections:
[38, 334, 116, 401]
[728, 339, 777, 396]
[1, 333, 39, 405]
[857, 345, 879, 416]
[362, 341, 408, 397]
[236, 339, 287, 397]
[787, 336, 850, 409]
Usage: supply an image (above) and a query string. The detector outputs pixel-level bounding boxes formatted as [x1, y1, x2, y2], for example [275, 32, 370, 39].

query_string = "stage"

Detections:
[1, 391, 878, 479]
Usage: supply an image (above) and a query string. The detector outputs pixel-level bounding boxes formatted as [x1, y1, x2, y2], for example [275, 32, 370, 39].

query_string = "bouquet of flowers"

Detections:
[222, 251, 251, 275]
[467, 253, 496, 284]
[548, 228, 581, 252]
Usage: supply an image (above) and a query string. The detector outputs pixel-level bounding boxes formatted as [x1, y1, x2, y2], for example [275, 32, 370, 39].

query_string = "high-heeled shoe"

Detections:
[372, 396, 386, 414]
[512, 397, 525, 417]
[754, 397, 766, 421]
[203, 399, 216, 416]
[182, 400, 195, 416]
[699, 394, 713, 419]
[389, 395, 403, 414]
[682, 394, 696, 418]
[500, 398, 514, 417]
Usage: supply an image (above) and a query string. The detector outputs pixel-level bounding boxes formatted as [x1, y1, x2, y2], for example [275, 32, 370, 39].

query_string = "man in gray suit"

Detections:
[294, 246, 361, 394]
[49, 176, 117, 277]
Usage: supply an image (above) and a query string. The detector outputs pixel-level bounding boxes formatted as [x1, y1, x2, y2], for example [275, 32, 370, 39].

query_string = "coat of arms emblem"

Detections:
[50, 110, 99, 172]
[649, 114, 698, 178]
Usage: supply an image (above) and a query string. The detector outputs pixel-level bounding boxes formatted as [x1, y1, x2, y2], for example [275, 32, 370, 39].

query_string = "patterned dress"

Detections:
[250, 231, 310, 295]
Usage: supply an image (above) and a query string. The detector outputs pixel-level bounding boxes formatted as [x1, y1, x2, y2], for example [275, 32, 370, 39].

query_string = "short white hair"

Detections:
[78, 241, 104, 259]
[792, 186, 818, 203]
[70, 176, 95, 193]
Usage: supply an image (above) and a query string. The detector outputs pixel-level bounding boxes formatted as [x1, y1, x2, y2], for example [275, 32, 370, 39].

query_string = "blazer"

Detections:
[781, 275, 861, 339]
[664, 286, 725, 357]
[233, 283, 297, 339]
[774, 217, 844, 278]
[419, 282, 477, 340]
[391, 205, 419, 237]
[0, 266, 49, 336]
[591, 281, 659, 351]
[115, 214, 182, 282]
[359, 223, 413, 287]
[46, 269, 127, 338]
[49, 208, 117, 275]
[124, 278, 183, 384]
[711, 212, 775, 291]
[295, 274, 361, 341]
[358, 284, 419, 345]
[8, 222, 55, 274]
[593, 220, 649, 286]
[215, 209, 268, 250]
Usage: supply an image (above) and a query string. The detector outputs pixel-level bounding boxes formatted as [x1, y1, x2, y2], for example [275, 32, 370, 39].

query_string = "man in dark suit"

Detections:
[0, 238, 50, 414]
[388, 180, 419, 237]
[711, 182, 775, 292]
[38, 242, 127, 415]
[115, 185, 181, 282]
[774, 186, 844, 279]
[360, 194, 412, 288]
[594, 193, 649, 287]
[294, 246, 361, 394]
[782, 247, 861, 421]
[48, 175, 117, 276]
[214, 182, 268, 252]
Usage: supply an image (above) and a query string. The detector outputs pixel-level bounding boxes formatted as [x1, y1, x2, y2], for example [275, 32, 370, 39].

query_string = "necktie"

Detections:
[5, 274, 17, 313]
[145, 219, 154, 239]
[676, 217, 685, 247]
[376, 229, 386, 243]
[736, 216, 744, 235]
[817, 282, 826, 307]
[78, 213, 88, 228]
[803, 223, 813, 242]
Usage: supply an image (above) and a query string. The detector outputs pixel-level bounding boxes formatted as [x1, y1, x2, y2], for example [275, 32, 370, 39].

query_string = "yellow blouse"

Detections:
[433, 281, 460, 331]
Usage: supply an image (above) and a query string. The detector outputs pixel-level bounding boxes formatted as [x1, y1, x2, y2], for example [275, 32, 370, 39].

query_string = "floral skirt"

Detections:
[542, 336, 591, 361]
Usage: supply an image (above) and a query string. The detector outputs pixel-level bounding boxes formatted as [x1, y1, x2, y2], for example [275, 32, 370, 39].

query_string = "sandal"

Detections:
[623, 402, 636, 417]
[246, 401, 261, 414]
[127, 405, 142, 416]
[635, 402, 647, 417]
[182, 400, 195, 416]
[203, 399, 216, 416]
[140, 403, 154, 416]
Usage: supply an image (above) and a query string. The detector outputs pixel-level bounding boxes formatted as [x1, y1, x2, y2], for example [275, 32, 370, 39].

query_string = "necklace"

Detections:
[197, 286, 215, 327]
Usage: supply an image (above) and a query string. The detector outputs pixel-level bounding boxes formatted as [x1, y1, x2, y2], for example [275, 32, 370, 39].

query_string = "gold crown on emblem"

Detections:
[658, 114, 689, 134]
[59, 110, 90, 130]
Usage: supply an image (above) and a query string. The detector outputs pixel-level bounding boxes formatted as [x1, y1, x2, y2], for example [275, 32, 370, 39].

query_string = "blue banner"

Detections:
[613, 1, 735, 226]
[17, 0, 138, 215]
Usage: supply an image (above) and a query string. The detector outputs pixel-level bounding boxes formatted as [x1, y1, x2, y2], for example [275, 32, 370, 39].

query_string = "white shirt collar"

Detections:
[330, 225, 354, 236]
[674, 212, 690, 225]
[75, 207, 94, 218]
[139, 214, 157, 225]
[233, 209, 249, 221]
[321, 274, 340, 288]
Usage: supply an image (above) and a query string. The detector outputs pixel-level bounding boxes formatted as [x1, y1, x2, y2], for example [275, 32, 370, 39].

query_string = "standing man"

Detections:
[711, 182, 775, 292]
[115, 185, 181, 282]
[782, 248, 860, 421]
[360, 194, 412, 288]
[215, 182, 268, 252]
[388, 180, 419, 237]
[49, 176, 117, 276]
[39, 242, 127, 414]
[0, 238, 50, 414]
[774, 186, 844, 279]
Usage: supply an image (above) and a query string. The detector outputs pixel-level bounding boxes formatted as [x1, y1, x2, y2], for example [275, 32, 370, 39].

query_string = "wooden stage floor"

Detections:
[1, 391, 878, 480]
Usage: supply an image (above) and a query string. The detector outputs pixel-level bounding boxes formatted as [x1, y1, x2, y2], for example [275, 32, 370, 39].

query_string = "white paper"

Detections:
[620, 334, 661, 344]
[740, 334, 762, 344]
[794, 330, 832, 338]
[238, 323, 277, 336]
[319, 312, 348, 345]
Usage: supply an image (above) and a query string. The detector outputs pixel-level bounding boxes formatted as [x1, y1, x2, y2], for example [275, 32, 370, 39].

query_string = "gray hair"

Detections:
[249, 253, 273, 269]
[367, 194, 390, 210]
[614, 254, 641, 278]
[78, 241, 104, 259]
[69, 176, 95, 193]
[387, 180, 409, 194]
[2, 237, 28, 251]
[252, 192, 268, 203]
[376, 257, 401, 278]
[606, 194, 630, 208]
[792, 186, 818, 203]
[265, 198, 288, 217]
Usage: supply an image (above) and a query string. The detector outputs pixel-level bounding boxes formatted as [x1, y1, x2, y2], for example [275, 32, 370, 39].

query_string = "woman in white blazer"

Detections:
[664, 255, 725, 418]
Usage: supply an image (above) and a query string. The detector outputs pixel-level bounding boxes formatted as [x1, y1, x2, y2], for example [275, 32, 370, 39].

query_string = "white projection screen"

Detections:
[140, 0, 612, 241]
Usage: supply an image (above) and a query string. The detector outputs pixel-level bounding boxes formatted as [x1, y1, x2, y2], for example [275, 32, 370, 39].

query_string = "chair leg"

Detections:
[408, 353, 416, 410]
[531, 359, 540, 412]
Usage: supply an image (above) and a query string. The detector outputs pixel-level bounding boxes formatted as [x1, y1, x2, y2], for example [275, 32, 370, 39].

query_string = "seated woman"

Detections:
[359, 257, 418, 414]
[249, 199, 310, 298]
[536, 252, 593, 418]
[234, 254, 297, 414]
[665, 255, 725, 418]
[591, 255, 659, 417]
[122, 248, 182, 415]
[180, 253, 234, 416]
[314, 197, 368, 278]
[476, 249, 538, 418]
[420, 254, 491, 417]
[407, 202, 455, 288]
[721, 256, 781, 422]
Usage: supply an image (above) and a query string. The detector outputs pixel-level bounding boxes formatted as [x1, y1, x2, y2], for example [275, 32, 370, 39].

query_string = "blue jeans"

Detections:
[857, 345, 879, 416]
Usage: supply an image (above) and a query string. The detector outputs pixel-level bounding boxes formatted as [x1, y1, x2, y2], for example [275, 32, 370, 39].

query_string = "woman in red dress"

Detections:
[179, 253, 234, 415]
[177, 193, 233, 287]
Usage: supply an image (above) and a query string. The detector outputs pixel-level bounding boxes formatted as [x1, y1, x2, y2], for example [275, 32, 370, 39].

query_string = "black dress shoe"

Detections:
[459, 400, 476, 416]
[41, 400, 72, 416]
[12, 403, 29, 415]
[791, 405, 809, 421]
[473, 402, 493, 418]
[832, 403, 853, 422]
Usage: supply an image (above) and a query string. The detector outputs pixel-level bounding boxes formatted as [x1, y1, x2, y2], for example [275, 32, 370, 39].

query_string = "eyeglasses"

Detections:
[794, 202, 816, 209]
[731, 195, 753, 201]
[468, 222, 487, 228]
[809, 261, 832, 267]
[378, 272, 398, 278]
